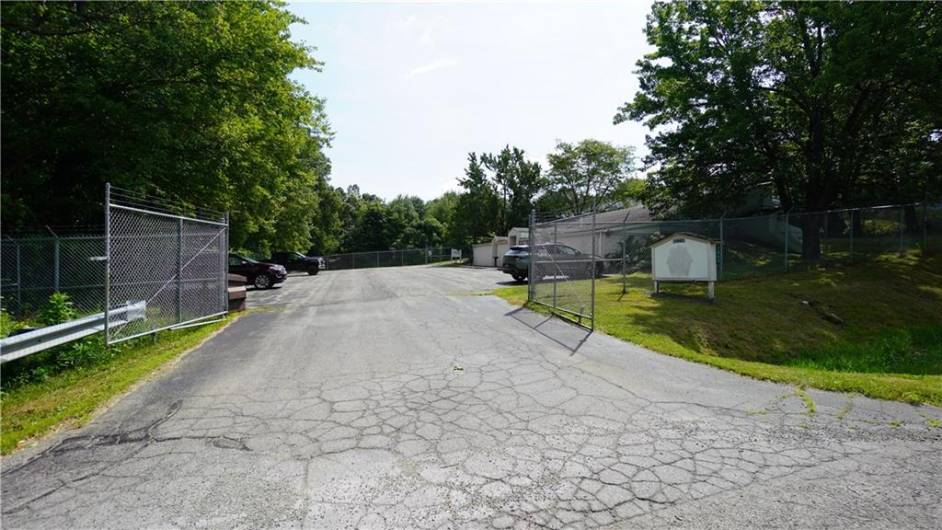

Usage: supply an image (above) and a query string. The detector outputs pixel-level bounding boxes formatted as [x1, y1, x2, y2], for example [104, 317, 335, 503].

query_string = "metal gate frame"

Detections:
[527, 207, 598, 330]
[104, 183, 229, 345]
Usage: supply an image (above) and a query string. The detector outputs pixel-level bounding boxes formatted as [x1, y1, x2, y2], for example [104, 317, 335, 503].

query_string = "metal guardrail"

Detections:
[0, 301, 146, 364]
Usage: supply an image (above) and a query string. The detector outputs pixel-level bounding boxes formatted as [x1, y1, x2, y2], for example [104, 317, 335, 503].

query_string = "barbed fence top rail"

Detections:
[534, 201, 931, 227]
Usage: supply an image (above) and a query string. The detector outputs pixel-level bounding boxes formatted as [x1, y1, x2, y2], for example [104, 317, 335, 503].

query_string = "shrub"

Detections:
[39, 292, 76, 326]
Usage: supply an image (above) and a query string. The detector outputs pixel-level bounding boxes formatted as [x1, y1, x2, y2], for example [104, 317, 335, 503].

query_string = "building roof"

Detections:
[651, 232, 717, 247]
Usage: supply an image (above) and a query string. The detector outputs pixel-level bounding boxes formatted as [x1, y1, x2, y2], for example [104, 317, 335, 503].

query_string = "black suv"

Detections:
[268, 251, 320, 275]
[228, 253, 287, 289]
[502, 244, 603, 282]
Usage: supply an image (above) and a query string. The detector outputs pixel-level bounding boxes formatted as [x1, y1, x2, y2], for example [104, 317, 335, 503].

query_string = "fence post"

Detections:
[177, 218, 183, 324]
[899, 206, 906, 256]
[823, 211, 828, 259]
[222, 213, 229, 313]
[621, 240, 627, 295]
[15, 241, 22, 308]
[376, 251, 380, 268]
[590, 199, 597, 331]
[849, 209, 855, 263]
[528, 209, 535, 303]
[104, 183, 111, 345]
[53, 235, 60, 292]
[425, 245, 429, 265]
[923, 201, 929, 256]
[720, 212, 726, 279]
[783, 210, 790, 272]
[552, 222, 558, 309]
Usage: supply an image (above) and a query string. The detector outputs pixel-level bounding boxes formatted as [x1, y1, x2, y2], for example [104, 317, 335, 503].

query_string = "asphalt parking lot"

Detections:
[3, 265, 941, 529]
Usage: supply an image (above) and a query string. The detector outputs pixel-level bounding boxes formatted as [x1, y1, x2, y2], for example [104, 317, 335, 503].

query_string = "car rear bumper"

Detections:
[502, 264, 525, 275]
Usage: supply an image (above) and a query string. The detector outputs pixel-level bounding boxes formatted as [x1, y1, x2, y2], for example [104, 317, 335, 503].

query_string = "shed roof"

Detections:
[651, 232, 717, 247]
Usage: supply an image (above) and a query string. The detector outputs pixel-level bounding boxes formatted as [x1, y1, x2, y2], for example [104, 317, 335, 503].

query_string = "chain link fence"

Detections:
[529, 202, 940, 328]
[1, 233, 106, 317]
[106, 185, 228, 344]
[325, 246, 454, 270]
[0, 186, 229, 349]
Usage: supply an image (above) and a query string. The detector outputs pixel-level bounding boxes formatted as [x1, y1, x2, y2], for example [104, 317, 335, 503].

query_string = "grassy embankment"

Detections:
[1, 318, 232, 454]
[494, 254, 942, 406]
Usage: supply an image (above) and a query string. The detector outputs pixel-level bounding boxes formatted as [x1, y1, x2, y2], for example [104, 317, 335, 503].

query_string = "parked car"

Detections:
[228, 253, 287, 289]
[268, 251, 320, 275]
[502, 244, 604, 282]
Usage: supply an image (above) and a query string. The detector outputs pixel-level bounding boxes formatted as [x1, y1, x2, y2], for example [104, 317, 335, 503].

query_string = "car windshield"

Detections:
[509, 246, 528, 252]
[241, 256, 258, 264]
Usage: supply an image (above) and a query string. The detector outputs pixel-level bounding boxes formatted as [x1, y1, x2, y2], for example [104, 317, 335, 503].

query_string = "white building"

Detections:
[471, 227, 529, 267]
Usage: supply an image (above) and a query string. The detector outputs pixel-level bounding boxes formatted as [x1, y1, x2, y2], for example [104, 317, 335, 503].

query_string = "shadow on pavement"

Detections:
[505, 307, 592, 354]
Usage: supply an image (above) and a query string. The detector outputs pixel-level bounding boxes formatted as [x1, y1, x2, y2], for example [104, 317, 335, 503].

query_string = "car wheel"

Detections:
[307, 267, 319, 276]
[595, 263, 605, 278]
[512, 274, 526, 283]
[254, 273, 272, 289]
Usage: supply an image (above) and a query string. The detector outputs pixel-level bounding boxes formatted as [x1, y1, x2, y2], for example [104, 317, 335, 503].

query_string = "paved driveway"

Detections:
[3, 266, 940, 529]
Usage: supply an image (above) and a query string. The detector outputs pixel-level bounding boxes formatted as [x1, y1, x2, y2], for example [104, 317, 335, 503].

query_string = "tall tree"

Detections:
[481, 146, 543, 233]
[1, 1, 332, 253]
[617, 1, 941, 258]
[452, 154, 500, 245]
[545, 139, 636, 216]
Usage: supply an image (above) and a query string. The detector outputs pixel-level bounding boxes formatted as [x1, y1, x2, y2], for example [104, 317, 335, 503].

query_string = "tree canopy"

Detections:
[617, 1, 941, 256]
[545, 139, 636, 216]
[1, 1, 334, 254]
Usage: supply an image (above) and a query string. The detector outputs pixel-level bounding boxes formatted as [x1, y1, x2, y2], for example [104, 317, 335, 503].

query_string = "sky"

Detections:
[287, 1, 654, 201]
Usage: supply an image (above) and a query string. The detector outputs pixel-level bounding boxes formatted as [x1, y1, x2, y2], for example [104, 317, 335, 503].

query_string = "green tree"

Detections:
[386, 195, 423, 249]
[545, 139, 636, 216]
[1, 1, 332, 253]
[308, 181, 343, 255]
[481, 146, 543, 233]
[452, 154, 501, 246]
[617, 1, 941, 258]
[425, 191, 461, 247]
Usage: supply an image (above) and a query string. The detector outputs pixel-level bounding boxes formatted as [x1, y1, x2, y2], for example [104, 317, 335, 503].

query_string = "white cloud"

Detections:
[408, 58, 457, 78]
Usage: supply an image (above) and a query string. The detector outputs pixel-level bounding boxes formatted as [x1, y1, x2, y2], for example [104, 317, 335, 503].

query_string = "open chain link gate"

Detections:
[105, 184, 229, 345]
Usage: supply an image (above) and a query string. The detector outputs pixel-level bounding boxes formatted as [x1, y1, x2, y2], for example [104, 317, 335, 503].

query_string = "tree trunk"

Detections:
[904, 205, 919, 235]
[801, 213, 822, 260]
[827, 211, 846, 237]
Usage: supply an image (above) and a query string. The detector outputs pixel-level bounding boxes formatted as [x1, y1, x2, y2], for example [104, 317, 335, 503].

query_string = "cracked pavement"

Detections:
[2, 266, 941, 529]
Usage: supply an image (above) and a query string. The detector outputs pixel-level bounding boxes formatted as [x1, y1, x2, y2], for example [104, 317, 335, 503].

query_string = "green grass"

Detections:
[0, 318, 233, 454]
[494, 254, 942, 406]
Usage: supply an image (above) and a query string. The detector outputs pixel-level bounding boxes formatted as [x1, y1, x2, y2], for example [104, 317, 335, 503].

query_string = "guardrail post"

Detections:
[177, 217, 183, 323]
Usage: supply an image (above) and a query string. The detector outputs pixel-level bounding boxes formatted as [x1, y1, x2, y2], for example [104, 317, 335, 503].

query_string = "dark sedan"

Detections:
[268, 251, 320, 275]
[228, 253, 287, 289]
